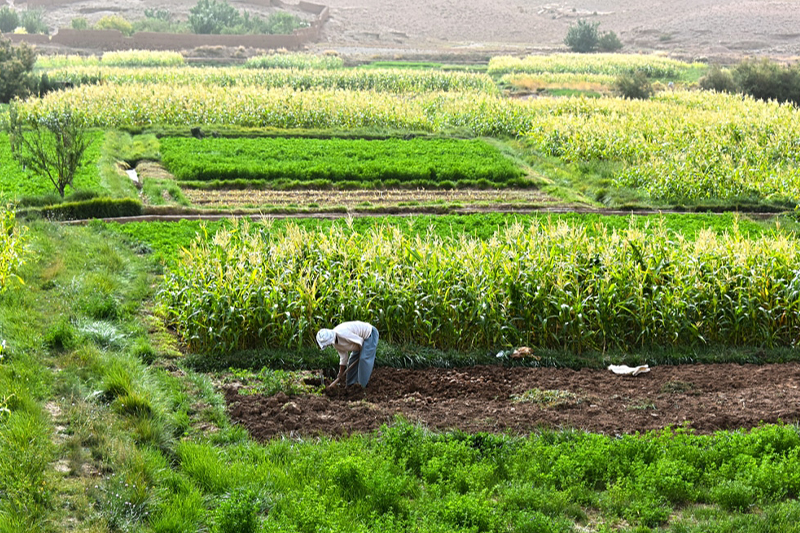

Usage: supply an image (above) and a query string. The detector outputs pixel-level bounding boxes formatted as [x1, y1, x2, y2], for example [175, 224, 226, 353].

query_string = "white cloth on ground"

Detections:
[608, 364, 650, 376]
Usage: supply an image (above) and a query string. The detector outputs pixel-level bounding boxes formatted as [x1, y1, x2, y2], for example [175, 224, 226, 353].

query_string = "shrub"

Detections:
[214, 488, 260, 533]
[564, 19, 599, 53]
[188, 0, 240, 34]
[265, 12, 307, 35]
[734, 57, 800, 106]
[0, 7, 19, 33]
[27, 197, 143, 221]
[70, 17, 88, 30]
[20, 9, 47, 35]
[95, 15, 134, 36]
[699, 65, 737, 93]
[0, 37, 36, 103]
[597, 31, 623, 52]
[612, 70, 653, 99]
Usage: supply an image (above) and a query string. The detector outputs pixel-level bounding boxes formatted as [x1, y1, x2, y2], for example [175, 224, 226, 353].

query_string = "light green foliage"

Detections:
[188, 0, 306, 35]
[101, 50, 184, 67]
[0, 210, 25, 293]
[19, 9, 47, 35]
[18, 85, 800, 204]
[488, 53, 700, 78]
[224, 368, 320, 396]
[564, 19, 599, 53]
[160, 136, 524, 186]
[94, 15, 133, 36]
[245, 52, 344, 69]
[160, 218, 800, 354]
[102, 212, 767, 265]
[46, 65, 497, 93]
[612, 70, 654, 100]
[0, 7, 19, 33]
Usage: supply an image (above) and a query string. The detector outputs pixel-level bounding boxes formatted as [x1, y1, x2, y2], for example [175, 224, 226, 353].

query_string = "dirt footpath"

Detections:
[225, 362, 800, 439]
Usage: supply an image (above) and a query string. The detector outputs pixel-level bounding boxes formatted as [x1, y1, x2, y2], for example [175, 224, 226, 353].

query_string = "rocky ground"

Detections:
[17, 0, 800, 61]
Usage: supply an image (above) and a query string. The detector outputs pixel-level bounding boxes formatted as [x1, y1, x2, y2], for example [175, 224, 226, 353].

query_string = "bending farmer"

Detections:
[316, 321, 379, 388]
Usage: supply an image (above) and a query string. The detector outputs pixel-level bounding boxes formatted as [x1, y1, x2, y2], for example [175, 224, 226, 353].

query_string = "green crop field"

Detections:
[159, 217, 800, 355]
[159, 136, 526, 188]
[5, 50, 800, 533]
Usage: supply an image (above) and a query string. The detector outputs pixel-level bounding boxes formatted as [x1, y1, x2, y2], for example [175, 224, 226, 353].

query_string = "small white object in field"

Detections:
[608, 364, 650, 376]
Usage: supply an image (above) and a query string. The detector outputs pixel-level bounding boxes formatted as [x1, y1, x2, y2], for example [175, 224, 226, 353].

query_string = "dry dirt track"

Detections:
[226, 362, 800, 439]
[31, 0, 800, 59]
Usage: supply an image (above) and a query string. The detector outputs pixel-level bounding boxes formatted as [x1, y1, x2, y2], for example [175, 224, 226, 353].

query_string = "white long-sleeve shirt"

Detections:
[332, 321, 374, 365]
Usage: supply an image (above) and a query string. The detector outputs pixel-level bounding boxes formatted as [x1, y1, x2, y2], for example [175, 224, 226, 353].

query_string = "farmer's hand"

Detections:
[336, 364, 347, 386]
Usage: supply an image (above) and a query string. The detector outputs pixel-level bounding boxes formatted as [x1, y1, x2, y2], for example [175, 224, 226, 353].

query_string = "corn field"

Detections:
[159, 219, 800, 355]
[244, 53, 344, 70]
[45, 66, 499, 94]
[488, 53, 701, 78]
[35, 50, 184, 68]
[16, 86, 800, 203]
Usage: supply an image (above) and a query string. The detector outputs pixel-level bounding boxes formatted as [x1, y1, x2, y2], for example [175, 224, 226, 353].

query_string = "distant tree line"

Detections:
[700, 58, 800, 106]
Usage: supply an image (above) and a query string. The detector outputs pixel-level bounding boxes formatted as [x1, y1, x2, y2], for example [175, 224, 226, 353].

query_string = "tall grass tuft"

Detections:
[160, 218, 800, 355]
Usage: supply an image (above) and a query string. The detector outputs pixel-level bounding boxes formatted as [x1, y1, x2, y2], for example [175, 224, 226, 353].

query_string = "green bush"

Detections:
[564, 19, 599, 53]
[29, 197, 143, 221]
[0, 37, 36, 103]
[734, 57, 800, 106]
[20, 9, 47, 35]
[612, 70, 654, 99]
[699, 65, 738, 93]
[94, 15, 134, 36]
[70, 17, 88, 30]
[188, 0, 240, 34]
[0, 7, 19, 33]
[264, 12, 307, 35]
[597, 31, 623, 52]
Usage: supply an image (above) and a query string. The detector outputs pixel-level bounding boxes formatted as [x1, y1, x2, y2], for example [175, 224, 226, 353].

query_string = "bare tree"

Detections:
[7, 104, 92, 198]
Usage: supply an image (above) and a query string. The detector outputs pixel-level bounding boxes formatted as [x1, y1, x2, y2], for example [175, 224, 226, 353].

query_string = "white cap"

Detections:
[316, 329, 335, 349]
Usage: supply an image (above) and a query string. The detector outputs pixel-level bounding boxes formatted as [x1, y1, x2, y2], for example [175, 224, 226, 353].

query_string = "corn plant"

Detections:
[159, 218, 800, 355]
[488, 53, 701, 78]
[244, 53, 344, 70]
[0, 209, 25, 293]
[45, 65, 498, 94]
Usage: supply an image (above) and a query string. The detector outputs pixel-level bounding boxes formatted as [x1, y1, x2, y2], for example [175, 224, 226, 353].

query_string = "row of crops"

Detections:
[159, 136, 526, 188]
[45, 66, 499, 94]
[159, 218, 800, 355]
[487, 53, 702, 78]
[14, 84, 800, 203]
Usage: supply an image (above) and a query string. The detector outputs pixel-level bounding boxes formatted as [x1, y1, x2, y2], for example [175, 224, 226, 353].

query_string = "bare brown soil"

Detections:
[225, 362, 800, 440]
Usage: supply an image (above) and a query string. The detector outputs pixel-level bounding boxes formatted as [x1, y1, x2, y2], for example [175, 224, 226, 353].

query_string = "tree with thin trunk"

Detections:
[7, 104, 92, 198]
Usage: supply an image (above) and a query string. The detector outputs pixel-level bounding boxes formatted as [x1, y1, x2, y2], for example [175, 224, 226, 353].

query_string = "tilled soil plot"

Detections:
[225, 363, 800, 440]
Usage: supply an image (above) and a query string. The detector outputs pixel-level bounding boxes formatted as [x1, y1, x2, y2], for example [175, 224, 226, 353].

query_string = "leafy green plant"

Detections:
[564, 19, 599, 53]
[0, 7, 19, 33]
[20, 9, 47, 35]
[215, 488, 260, 533]
[699, 65, 737, 93]
[0, 37, 36, 103]
[160, 218, 800, 355]
[612, 70, 653, 99]
[7, 104, 93, 198]
[94, 15, 133, 36]
[597, 31, 623, 52]
[159, 136, 524, 186]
